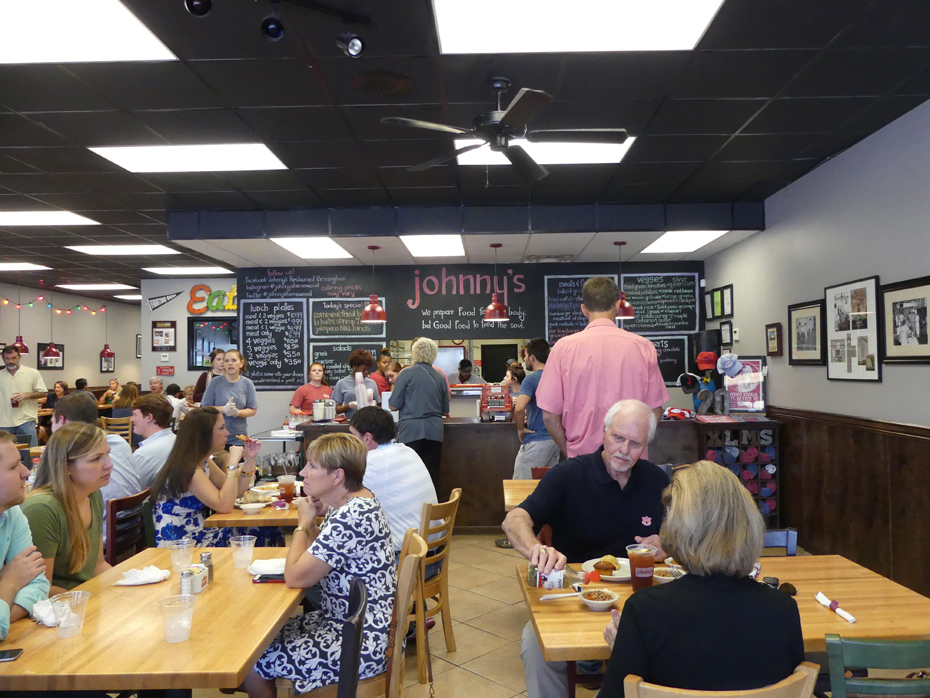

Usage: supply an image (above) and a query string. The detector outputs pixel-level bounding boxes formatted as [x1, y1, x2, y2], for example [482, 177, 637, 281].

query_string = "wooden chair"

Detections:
[531, 468, 553, 547]
[623, 662, 819, 698]
[825, 633, 930, 698]
[105, 488, 151, 566]
[276, 530, 428, 698]
[102, 416, 133, 445]
[141, 499, 157, 548]
[763, 528, 798, 556]
[410, 488, 462, 684]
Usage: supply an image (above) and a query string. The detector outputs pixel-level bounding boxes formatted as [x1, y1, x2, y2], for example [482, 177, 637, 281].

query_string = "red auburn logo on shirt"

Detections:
[642, 516, 652, 526]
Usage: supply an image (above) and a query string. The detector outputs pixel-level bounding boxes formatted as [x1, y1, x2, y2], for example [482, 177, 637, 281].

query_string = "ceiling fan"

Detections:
[381, 77, 629, 183]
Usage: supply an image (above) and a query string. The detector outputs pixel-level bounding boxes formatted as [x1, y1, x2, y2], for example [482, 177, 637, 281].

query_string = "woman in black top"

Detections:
[599, 460, 804, 694]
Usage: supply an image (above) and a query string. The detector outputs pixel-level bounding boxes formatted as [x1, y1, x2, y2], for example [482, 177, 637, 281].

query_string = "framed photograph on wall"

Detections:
[136, 334, 142, 359]
[37, 343, 64, 370]
[704, 291, 715, 320]
[882, 275, 930, 363]
[720, 320, 733, 346]
[765, 323, 783, 357]
[788, 299, 826, 365]
[712, 288, 723, 318]
[720, 284, 734, 319]
[825, 276, 882, 381]
[152, 321, 176, 352]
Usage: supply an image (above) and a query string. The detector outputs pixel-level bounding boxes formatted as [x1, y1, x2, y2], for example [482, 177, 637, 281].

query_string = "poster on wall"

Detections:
[152, 320, 177, 352]
[37, 343, 64, 370]
[723, 356, 766, 412]
[825, 276, 882, 381]
[881, 275, 930, 363]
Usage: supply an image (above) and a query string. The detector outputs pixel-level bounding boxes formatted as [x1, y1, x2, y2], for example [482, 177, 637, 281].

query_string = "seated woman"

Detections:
[21, 422, 113, 595]
[38, 380, 68, 409]
[289, 362, 333, 415]
[243, 433, 396, 698]
[150, 407, 281, 547]
[110, 382, 139, 417]
[97, 378, 122, 406]
[599, 460, 804, 694]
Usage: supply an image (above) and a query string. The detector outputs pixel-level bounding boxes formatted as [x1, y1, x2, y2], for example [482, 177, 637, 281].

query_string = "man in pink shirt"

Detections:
[536, 276, 669, 458]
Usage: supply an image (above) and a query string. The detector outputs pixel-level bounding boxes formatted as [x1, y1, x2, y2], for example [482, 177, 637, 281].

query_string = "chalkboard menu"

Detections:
[650, 335, 690, 386]
[309, 298, 386, 339]
[545, 274, 617, 345]
[621, 273, 700, 334]
[310, 343, 385, 385]
[240, 299, 307, 390]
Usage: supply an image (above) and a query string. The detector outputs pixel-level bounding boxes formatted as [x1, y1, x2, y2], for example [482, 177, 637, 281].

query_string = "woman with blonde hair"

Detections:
[599, 460, 804, 693]
[21, 422, 113, 595]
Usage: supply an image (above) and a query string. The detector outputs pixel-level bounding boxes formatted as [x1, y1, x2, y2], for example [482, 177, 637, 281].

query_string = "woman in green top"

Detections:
[21, 422, 113, 595]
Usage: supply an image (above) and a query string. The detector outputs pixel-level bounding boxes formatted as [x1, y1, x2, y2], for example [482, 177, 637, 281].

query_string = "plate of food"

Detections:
[581, 555, 631, 582]
[250, 483, 281, 496]
[239, 489, 278, 505]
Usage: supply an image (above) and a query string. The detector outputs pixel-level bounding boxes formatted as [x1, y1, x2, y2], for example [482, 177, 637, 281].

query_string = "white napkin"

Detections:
[247, 558, 286, 576]
[31, 599, 58, 627]
[114, 565, 171, 586]
[815, 591, 857, 623]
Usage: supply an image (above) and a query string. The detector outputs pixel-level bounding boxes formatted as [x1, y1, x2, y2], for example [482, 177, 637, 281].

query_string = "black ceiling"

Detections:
[1, 0, 930, 299]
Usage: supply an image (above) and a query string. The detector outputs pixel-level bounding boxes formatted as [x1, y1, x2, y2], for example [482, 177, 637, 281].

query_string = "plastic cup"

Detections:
[277, 475, 296, 504]
[50, 591, 91, 639]
[626, 544, 657, 592]
[168, 538, 195, 574]
[230, 535, 257, 569]
[158, 594, 196, 643]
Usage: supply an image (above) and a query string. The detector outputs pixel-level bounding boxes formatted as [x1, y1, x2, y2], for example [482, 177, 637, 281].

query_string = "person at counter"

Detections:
[332, 349, 380, 421]
[193, 348, 225, 403]
[201, 349, 258, 446]
[447, 359, 486, 385]
[513, 339, 560, 479]
[502, 399, 668, 698]
[389, 337, 449, 489]
[289, 362, 333, 415]
[386, 360, 403, 388]
[502, 364, 524, 398]
[370, 349, 393, 395]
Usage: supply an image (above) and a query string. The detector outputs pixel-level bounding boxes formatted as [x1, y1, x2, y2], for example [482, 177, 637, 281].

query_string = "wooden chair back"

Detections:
[826, 633, 930, 698]
[419, 487, 461, 580]
[141, 499, 157, 548]
[531, 468, 553, 546]
[102, 416, 132, 445]
[531, 467, 552, 479]
[337, 578, 368, 698]
[104, 488, 151, 566]
[763, 528, 798, 556]
[623, 662, 819, 698]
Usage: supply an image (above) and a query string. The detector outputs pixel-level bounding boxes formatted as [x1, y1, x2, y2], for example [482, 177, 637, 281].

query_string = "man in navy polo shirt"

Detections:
[502, 398, 669, 698]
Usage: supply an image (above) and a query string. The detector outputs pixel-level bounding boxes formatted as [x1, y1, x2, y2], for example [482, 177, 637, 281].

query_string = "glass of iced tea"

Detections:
[277, 475, 296, 504]
[626, 543, 657, 592]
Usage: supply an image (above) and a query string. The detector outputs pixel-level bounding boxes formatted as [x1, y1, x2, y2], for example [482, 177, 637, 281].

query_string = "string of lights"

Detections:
[0, 295, 108, 315]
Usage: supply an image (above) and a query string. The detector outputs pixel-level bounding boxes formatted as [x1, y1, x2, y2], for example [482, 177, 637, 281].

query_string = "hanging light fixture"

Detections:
[614, 241, 635, 320]
[99, 306, 115, 372]
[360, 245, 387, 323]
[484, 243, 509, 323]
[41, 292, 61, 366]
[12, 275, 28, 354]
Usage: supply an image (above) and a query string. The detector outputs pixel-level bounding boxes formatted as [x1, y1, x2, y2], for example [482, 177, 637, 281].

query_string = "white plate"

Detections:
[235, 499, 270, 509]
[581, 557, 631, 582]
[250, 485, 280, 495]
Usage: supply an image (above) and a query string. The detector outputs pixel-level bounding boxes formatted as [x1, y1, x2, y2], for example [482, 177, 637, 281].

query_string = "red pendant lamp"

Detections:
[99, 306, 115, 372]
[41, 292, 61, 365]
[12, 277, 28, 354]
[484, 243, 509, 323]
[360, 245, 386, 323]
[614, 241, 635, 320]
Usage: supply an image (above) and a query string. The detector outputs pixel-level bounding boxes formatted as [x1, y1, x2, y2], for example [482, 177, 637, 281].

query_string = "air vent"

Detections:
[523, 254, 574, 263]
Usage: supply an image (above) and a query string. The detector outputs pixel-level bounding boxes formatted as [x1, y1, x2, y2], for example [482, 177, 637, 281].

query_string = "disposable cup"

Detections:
[277, 475, 297, 504]
[158, 594, 196, 643]
[230, 535, 257, 569]
[626, 544, 657, 592]
[50, 591, 91, 639]
[168, 538, 195, 574]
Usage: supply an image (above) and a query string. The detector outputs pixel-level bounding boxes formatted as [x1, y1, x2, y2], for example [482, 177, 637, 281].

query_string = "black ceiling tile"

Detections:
[362, 139, 453, 168]
[714, 133, 824, 160]
[241, 190, 325, 208]
[623, 135, 729, 162]
[668, 179, 752, 203]
[460, 186, 531, 207]
[387, 187, 462, 207]
[558, 53, 691, 101]
[0, 195, 48, 211]
[76, 210, 167, 225]
[25, 111, 162, 148]
[0, 226, 83, 238]
[698, 0, 871, 50]
[235, 106, 355, 142]
[546, 101, 660, 135]
[670, 50, 817, 99]
[138, 173, 236, 194]
[191, 59, 329, 108]
[68, 62, 225, 112]
[744, 97, 876, 133]
[769, 160, 822, 181]
[132, 109, 256, 144]
[313, 56, 443, 106]
[277, 140, 368, 168]
[739, 181, 791, 199]
[0, 173, 88, 196]
[895, 67, 930, 97]
[343, 104, 465, 141]
[316, 189, 393, 207]
[0, 154, 42, 174]
[3, 147, 117, 174]
[69, 173, 164, 195]
[378, 166, 458, 188]
[838, 95, 928, 133]
[218, 170, 307, 191]
[0, 66, 115, 112]
[31, 193, 122, 211]
[610, 161, 702, 187]
[295, 168, 383, 190]
[440, 55, 565, 103]
[783, 48, 930, 98]
[174, 191, 259, 209]
[458, 165, 534, 188]
[691, 160, 788, 183]
[103, 192, 190, 211]
[645, 99, 764, 135]
[0, 115, 70, 148]
[836, 0, 930, 48]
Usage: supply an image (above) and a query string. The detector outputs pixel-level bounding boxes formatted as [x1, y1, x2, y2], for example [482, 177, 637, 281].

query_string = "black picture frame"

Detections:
[704, 291, 715, 320]
[765, 322, 783, 357]
[720, 320, 733, 346]
[152, 320, 177, 352]
[881, 274, 930, 363]
[825, 275, 882, 382]
[788, 299, 827, 366]
[719, 284, 734, 319]
[37, 343, 64, 370]
[136, 334, 142, 359]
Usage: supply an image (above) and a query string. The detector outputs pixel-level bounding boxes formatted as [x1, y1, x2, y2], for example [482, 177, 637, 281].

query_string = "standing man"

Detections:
[536, 277, 669, 458]
[148, 377, 164, 395]
[513, 338, 560, 479]
[0, 430, 49, 639]
[130, 394, 177, 490]
[446, 359, 486, 385]
[0, 346, 47, 447]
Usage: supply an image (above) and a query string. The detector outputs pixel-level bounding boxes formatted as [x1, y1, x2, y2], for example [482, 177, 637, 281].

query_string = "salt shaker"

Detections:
[200, 552, 214, 585]
[180, 569, 193, 595]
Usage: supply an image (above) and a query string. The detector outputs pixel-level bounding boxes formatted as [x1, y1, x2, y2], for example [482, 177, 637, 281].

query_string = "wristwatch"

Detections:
[226, 464, 241, 478]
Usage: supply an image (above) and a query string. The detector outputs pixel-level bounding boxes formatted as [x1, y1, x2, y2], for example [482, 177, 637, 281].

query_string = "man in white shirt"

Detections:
[0, 346, 47, 448]
[130, 394, 177, 490]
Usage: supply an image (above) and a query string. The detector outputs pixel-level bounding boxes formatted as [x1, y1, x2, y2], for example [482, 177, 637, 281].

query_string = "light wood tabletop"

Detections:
[205, 504, 299, 528]
[519, 555, 930, 662]
[503, 479, 539, 511]
[0, 546, 300, 693]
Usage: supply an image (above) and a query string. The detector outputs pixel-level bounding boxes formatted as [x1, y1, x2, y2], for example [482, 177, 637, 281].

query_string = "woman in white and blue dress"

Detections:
[150, 406, 282, 547]
[243, 432, 396, 698]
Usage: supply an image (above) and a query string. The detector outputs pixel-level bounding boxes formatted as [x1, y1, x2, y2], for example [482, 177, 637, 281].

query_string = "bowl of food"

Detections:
[239, 502, 266, 515]
[580, 588, 619, 612]
[653, 568, 677, 585]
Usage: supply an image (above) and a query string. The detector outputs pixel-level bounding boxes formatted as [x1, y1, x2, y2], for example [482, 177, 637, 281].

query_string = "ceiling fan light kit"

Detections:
[614, 241, 635, 320]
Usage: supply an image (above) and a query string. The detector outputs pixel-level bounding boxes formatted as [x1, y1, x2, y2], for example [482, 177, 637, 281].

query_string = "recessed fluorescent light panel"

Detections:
[400, 235, 465, 258]
[454, 139, 635, 166]
[89, 144, 286, 173]
[0, 263, 51, 272]
[432, 0, 725, 53]
[114, 295, 143, 300]
[66, 245, 180, 256]
[143, 267, 233, 275]
[0, 211, 99, 226]
[642, 230, 729, 254]
[0, 0, 176, 64]
[56, 284, 136, 291]
[270, 237, 353, 260]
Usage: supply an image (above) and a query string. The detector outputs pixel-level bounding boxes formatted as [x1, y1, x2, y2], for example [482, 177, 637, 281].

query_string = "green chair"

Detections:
[826, 633, 930, 698]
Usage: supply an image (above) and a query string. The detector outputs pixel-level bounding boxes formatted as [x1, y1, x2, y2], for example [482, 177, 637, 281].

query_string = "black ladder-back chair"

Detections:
[338, 578, 368, 698]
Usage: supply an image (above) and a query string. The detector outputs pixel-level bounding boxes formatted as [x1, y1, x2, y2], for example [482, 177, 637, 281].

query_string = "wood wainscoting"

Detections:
[768, 406, 930, 596]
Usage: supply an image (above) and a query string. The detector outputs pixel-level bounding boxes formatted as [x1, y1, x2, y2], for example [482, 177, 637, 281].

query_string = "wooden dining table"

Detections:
[0, 546, 301, 695]
[519, 555, 930, 662]
[205, 504, 299, 528]
[503, 479, 539, 511]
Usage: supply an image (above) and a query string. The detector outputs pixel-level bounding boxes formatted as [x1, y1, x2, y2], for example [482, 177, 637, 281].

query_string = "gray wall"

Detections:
[704, 100, 930, 426]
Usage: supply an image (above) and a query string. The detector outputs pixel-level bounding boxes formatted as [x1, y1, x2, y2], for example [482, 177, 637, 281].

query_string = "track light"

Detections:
[337, 32, 364, 57]
[262, 15, 285, 41]
[184, 0, 212, 17]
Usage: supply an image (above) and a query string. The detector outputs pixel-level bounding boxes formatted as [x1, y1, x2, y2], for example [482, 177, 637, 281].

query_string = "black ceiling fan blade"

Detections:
[381, 116, 469, 135]
[407, 142, 485, 172]
[502, 144, 549, 183]
[499, 88, 553, 129]
[525, 128, 629, 144]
